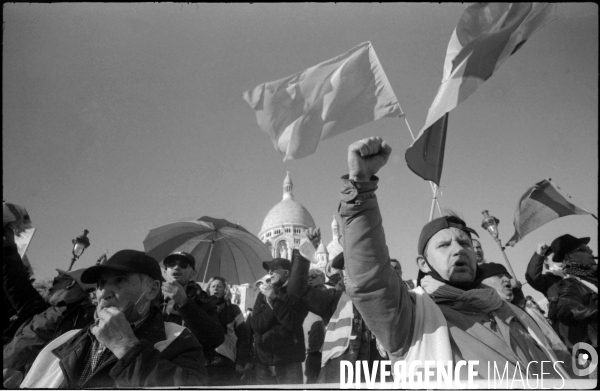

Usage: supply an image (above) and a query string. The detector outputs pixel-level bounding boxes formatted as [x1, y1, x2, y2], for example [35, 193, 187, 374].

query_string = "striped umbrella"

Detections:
[143, 216, 272, 285]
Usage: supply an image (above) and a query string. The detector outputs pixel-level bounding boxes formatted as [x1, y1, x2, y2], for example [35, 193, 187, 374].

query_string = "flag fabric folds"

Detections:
[243, 42, 402, 161]
[406, 3, 556, 184]
[405, 113, 448, 186]
[506, 179, 592, 246]
[421, 3, 556, 133]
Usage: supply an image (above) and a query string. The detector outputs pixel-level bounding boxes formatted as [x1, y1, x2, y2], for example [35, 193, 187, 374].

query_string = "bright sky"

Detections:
[3, 3, 597, 302]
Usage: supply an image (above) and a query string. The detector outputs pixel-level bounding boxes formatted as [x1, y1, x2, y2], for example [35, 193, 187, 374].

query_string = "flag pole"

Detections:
[402, 115, 442, 220]
[429, 184, 439, 221]
[547, 178, 598, 220]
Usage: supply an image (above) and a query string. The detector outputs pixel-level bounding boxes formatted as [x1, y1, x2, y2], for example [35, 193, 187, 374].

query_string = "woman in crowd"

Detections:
[204, 276, 253, 386]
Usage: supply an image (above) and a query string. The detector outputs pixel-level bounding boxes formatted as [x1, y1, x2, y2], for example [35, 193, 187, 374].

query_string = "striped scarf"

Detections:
[320, 291, 354, 367]
[420, 275, 504, 313]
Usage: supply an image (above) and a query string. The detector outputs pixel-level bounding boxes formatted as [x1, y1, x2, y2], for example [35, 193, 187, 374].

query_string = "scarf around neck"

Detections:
[420, 275, 504, 314]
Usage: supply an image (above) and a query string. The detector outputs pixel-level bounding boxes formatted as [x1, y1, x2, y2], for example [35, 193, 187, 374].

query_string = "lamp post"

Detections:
[480, 210, 518, 281]
[68, 229, 90, 271]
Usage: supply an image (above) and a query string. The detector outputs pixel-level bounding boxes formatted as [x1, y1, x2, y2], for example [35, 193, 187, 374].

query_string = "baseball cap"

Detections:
[56, 267, 97, 291]
[418, 216, 479, 256]
[479, 262, 511, 280]
[263, 258, 291, 272]
[163, 251, 196, 270]
[81, 249, 164, 284]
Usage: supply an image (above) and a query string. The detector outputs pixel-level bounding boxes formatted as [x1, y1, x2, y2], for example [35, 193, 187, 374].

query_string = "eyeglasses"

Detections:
[165, 259, 190, 269]
[308, 274, 321, 280]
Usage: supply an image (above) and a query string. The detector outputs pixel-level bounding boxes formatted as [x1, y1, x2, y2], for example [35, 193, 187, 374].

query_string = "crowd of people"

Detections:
[3, 136, 597, 388]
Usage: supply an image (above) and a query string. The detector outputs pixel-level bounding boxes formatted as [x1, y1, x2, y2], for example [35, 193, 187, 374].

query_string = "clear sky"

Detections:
[3, 3, 597, 302]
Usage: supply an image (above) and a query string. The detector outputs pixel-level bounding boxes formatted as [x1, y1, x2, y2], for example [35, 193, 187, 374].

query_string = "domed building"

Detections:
[259, 172, 317, 260]
[326, 216, 343, 260]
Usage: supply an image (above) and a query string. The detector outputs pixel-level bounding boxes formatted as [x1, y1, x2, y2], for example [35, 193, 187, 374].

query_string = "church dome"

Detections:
[260, 172, 316, 234]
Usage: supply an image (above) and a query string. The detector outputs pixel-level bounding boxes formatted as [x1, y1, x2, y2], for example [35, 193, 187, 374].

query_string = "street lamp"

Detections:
[481, 210, 518, 281]
[68, 229, 90, 271]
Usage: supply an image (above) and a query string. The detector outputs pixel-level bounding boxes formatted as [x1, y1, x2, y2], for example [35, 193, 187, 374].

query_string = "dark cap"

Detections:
[81, 249, 164, 284]
[263, 258, 291, 272]
[548, 234, 590, 263]
[331, 252, 345, 270]
[479, 262, 511, 280]
[163, 251, 196, 270]
[418, 216, 479, 256]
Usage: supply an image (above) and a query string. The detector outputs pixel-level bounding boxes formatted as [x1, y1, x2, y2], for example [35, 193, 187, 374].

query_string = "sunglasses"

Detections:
[165, 259, 190, 269]
[308, 274, 321, 280]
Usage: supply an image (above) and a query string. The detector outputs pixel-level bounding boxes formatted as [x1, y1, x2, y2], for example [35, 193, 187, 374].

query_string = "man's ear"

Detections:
[416, 256, 431, 273]
[147, 280, 161, 301]
[190, 268, 199, 281]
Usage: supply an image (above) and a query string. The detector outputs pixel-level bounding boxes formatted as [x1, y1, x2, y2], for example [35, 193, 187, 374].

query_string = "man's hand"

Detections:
[162, 281, 189, 307]
[348, 137, 392, 181]
[91, 306, 139, 359]
[537, 243, 549, 256]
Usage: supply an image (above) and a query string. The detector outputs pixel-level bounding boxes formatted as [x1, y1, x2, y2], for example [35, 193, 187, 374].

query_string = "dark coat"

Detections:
[3, 298, 95, 374]
[162, 282, 225, 352]
[251, 277, 307, 366]
[51, 305, 208, 388]
[2, 244, 48, 344]
[548, 277, 598, 347]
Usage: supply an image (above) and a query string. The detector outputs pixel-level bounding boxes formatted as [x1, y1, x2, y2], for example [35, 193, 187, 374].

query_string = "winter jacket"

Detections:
[206, 300, 252, 367]
[251, 280, 307, 366]
[547, 276, 598, 348]
[3, 243, 48, 344]
[162, 281, 225, 351]
[21, 305, 208, 388]
[287, 249, 383, 383]
[525, 252, 563, 298]
[3, 298, 95, 375]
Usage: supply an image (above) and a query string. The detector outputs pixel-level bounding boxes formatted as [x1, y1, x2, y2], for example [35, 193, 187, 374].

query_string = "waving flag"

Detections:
[506, 179, 592, 246]
[406, 3, 556, 183]
[243, 42, 402, 161]
[405, 113, 448, 186]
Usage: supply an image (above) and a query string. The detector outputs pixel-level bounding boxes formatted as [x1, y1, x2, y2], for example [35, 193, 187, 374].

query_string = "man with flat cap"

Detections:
[160, 251, 225, 352]
[288, 250, 389, 384]
[337, 136, 575, 383]
[251, 256, 308, 385]
[21, 249, 208, 388]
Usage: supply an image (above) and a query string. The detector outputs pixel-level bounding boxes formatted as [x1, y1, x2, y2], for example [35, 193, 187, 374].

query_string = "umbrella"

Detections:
[143, 216, 272, 285]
